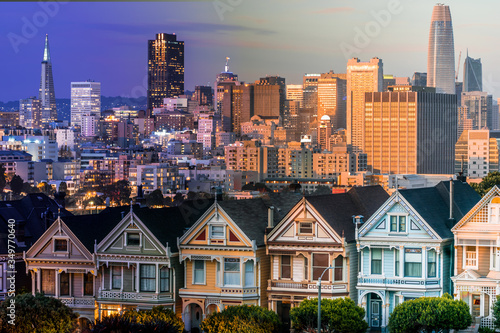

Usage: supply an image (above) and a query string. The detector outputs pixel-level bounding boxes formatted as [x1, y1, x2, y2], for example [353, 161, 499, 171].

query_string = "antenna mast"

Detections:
[225, 57, 230, 72]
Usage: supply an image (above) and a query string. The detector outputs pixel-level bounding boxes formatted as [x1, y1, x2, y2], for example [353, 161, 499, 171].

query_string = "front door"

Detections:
[371, 300, 382, 328]
[277, 301, 291, 333]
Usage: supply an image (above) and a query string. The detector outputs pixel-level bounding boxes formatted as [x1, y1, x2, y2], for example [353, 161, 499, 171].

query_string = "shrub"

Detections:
[200, 305, 281, 333]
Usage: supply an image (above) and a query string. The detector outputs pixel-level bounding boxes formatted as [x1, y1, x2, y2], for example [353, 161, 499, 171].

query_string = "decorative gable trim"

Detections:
[359, 191, 441, 240]
[452, 185, 500, 231]
[453, 269, 481, 281]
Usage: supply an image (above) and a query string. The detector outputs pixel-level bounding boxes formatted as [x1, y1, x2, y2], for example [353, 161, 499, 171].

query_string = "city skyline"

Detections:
[2, 1, 500, 102]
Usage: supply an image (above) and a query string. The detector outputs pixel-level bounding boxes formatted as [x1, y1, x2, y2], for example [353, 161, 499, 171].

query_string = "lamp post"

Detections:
[317, 266, 334, 333]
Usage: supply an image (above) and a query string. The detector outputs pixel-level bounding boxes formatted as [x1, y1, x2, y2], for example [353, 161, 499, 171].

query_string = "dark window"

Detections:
[54, 239, 68, 252]
[140, 264, 156, 292]
[281, 256, 291, 279]
[41, 270, 55, 295]
[299, 222, 313, 234]
[60, 272, 69, 296]
[127, 233, 140, 246]
[371, 249, 382, 275]
[84, 273, 93, 296]
[313, 253, 329, 281]
[334, 256, 343, 281]
[160, 267, 170, 292]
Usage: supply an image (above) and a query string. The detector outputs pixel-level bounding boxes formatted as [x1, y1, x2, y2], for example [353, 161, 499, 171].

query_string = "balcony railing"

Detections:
[268, 280, 347, 293]
[220, 287, 258, 295]
[98, 290, 174, 302]
[59, 297, 95, 307]
[357, 276, 441, 287]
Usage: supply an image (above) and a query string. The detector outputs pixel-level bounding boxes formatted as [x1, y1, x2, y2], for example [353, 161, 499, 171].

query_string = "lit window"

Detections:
[54, 239, 68, 252]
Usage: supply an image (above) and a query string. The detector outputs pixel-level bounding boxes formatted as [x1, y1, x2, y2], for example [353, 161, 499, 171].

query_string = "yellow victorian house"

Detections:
[178, 198, 274, 332]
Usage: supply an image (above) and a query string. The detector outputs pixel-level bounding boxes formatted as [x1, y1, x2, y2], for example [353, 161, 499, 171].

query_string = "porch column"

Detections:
[155, 263, 159, 294]
[422, 247, 427, 279]
[135, 263, 140, 292]
[55, 270, 60, 297]
[36, 269, 41, 292]
[480, 293, 485, 317]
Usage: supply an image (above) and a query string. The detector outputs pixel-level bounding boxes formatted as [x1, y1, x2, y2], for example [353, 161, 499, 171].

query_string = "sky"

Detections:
[1, 0, 500, 102]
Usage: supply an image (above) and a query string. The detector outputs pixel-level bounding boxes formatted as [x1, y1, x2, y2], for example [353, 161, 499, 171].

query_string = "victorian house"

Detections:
[265, 186, 389, 332]
[452, 186, 500, 330]
[178, 198, 278, 333]
[356, 181, 479, 331]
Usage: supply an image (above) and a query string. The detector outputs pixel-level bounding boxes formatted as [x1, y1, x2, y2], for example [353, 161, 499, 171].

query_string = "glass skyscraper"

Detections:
[463, 52, 482, 92]
[427, 4, 455, 94]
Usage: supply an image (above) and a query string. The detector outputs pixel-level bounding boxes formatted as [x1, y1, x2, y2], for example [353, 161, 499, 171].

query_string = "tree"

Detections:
[471, 171, 500, 196]
[241, 182, 271, 193]
[58, 145, 72, 159]
[310, 185, 332, 196]
[492, 294, 500, 329]
[0, 164, 6, 193]
[22, 182, 39, 194]
[0, 292, 77, 333]
[37, 182, 54, 196]
[9, 175, 24, 195]
[59, 181, 68, 193]
[290, 298, 367, 333]
[388, 294, 471, 333]
[145, 189, 165, 207]
[200, 305, 281, 333]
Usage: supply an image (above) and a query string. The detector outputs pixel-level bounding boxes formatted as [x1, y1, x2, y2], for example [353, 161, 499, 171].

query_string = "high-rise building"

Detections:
[286, 84, 303, 107]
[254, 76, 285, 121]
[193, 86, 213, 107]
[81, 113, 98, 137]
[462, 91, 493, 130]
[455, 130, 500, 178]
[317, 115, 332, 151]
[427, 4, 455, 94]
[19, 97, 42, 129]
[463, 52, 482, 92]
[70, 81, 101, 127]
[364, 87, 457, 174]
[220, 83, 254, 134]
[303, 74, 321, 120]
[147, 33, 184, 112]
[412, 72, 427, 87]
[317, 71, 347, 130]
[38, 34, 57, 124]
[346, 57, 383, 153]
[216, 58, 238, 113]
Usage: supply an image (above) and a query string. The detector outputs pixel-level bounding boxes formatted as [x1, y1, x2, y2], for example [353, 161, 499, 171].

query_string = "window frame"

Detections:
[193, 260, 206, 285]
[388, 215, 407, 233]
[394, 249, 400, 277]
[464, 246, 478, 269]
[280, 255, 292, 279]
[333, 256, 343, 282]
[371, 248, 383, 275]
[126, 232, 141, 247]
[41, 269, 55, 295]
[160, 267, 170, 292]
[60, 272, 70, 296]
[312, 253, 329, 282]
[111, 265, 122, 290]
[404, 248, 422, 278]
[298, 221, 314, 235]
[210, 225, 225, 239]
[223, 258, 241, 286]
[427, 249, 437, 278]
[83, 272, 93, 296]
[53, 237, 69, 253]
[244, 260, 254, 287]
[139, 264, 156, 292]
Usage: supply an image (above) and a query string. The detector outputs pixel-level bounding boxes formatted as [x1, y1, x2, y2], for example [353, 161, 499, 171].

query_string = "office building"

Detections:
[286, 84, 303, 107]
[317, 71, 347, 130]
[39, 34, 57, 125]
[462, 91, 493, 130]
[19, 97, 42, 129]
[365, 88, 457, 174]
[455, 130, 500, 179]
[346, 57, 383, 153]
[463, 52, 482, 92]
[81, 114, 98, 137]
[147, 33, 184, 112]
[412, 72, 427, 87]
[254, 76, 285, 120]
[55, 128, 75, 149]
[317, 115, 332, 151]
[70, 81, 101, 127]
[427, 4, 455, 94]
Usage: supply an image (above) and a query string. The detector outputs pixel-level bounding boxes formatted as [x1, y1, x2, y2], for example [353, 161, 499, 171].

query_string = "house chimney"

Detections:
[268, 206, 275, 228]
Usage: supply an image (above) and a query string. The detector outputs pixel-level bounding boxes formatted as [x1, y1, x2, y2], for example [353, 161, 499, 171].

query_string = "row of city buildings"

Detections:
[4, 180, 500, 331]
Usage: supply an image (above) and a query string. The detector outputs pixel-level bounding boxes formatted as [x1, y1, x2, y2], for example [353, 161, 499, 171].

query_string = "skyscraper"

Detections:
[71, 81, 101, 127]
[254, 76, 286, 121]
[365, 87, 457, 174]
[147, 33, 184, 112]
[39, 34, 57, 125]
[427, 4, 455, 94]
[19, 97, 42, 129]
[317, 71, 346, 130]
[461, 91, 493, 130]
[346, 57, 383, 153]
[463, 52, 482, 92]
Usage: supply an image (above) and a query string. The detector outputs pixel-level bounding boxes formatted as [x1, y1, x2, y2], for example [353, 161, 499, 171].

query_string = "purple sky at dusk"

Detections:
[2, 1, 500, 102]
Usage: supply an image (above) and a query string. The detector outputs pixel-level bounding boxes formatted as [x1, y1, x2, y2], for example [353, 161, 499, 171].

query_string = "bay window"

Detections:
[371, 249, 382, 275]
[224, 258, 240, 286]
[312, 253, 329, 281]
[404, 248, 422, 277]
[244, 260, 254, 287]
[60, 272, 69, 296]
[334, 256, 343, 281]
[281, 255, 291, 279]
[427, 250, 436, 278]
[160, 267, 170, 292]
[193, 260, 205, 284]
[140, 264, 156, 292]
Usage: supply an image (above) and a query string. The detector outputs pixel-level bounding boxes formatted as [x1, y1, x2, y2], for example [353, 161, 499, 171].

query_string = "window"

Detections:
[216, 261, 220, 286]
[298, 222, 313, 234]
[389, 216, 406, 233]
[84, 273, 93, 296]
[127, 233, 140, 246]
[465, 246, 477, 267]
[334, 256, 343, 281]
[304, 257, 308, 280]
[395, 249, 400, 277]
[224, 258, 240, 286]
[428, 250, 436, 278]
[404, 248, 422, 277]
[281, 256, 291, 279]
[312, 253, 329, 281]
[160, 267, 170, 292]
[245, 260, 254, 287]
[210, 226, 224, 238]
[112, 266, 122, 289]
[54, 239, 68, 252]
[60, 272, 69, 296]
[394, 295, 400, 308]
[193, 260, 205, 284]
[42, 270, 55, 295]
[371, 249, 382, 275]
[140, 264, 156, 292]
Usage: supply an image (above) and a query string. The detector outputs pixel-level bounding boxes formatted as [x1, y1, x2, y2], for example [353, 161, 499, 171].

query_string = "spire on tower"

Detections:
[224, 57, 230, 73]
[43, 34, 51, 63]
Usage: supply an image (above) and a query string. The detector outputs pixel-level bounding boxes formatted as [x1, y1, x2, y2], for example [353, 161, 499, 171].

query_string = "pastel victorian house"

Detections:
[451, 186, 500, 329]
[178, 199, 273, 333]
[95, 205, 190, 318]
[356, 181, 479, 331]
[265, 186, 388, 332]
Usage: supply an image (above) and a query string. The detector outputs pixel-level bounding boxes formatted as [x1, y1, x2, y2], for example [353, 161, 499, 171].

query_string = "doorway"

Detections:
[277, 301, 291, 333]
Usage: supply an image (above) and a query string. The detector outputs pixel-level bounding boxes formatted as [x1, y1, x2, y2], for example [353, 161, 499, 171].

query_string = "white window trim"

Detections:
[370, 248, 384, 275]
[192, 260, 206, 285]
[464, 246, 479, 270]
[394, 249, 400, 277]
[223, 258, 241, 287]
[387, 214, 409, 234]
[125, 232, 142, 248]
[209, 225, 225, 239]
[427, 249, 437, 278]
[52, 237, 69, 254]
[280, 255, 292, 280]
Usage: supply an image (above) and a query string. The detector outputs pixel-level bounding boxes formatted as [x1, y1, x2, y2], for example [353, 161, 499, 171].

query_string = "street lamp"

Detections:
[317, 266, 334, 333]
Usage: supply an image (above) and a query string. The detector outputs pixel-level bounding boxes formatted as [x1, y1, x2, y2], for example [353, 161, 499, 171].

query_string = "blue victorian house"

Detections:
[355, 180, 479, 330]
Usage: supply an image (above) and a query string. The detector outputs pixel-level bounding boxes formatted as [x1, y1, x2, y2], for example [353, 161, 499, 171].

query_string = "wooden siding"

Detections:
[346, 242, 357, 303]
[456, 245, 463, 275]
[256, 247, 270, 308]
[478, 246, 490, 276]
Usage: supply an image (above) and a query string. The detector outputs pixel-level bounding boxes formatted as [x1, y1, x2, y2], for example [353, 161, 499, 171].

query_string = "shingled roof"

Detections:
[304, 186, 389, 242]
[398, 180, 480, 239]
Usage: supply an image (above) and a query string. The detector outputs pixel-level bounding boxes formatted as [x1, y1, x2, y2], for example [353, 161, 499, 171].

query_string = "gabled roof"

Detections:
[217, 199, 272, 247]
[452, 185, 500, 231]
[304, 186, 389, 242]
[398, 180, 480, 238]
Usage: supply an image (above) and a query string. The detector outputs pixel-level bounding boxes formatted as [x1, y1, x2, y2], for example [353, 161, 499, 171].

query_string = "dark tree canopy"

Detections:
[0, 292, 77, 333]
[0, 164, 6, 193]
[145, 189, 165, 207]
[9, 175, 24, 195]
[471, 171, 500, 196]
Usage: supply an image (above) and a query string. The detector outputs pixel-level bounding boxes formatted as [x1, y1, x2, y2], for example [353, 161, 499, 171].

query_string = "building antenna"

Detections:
[225, 57, 230, 73]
